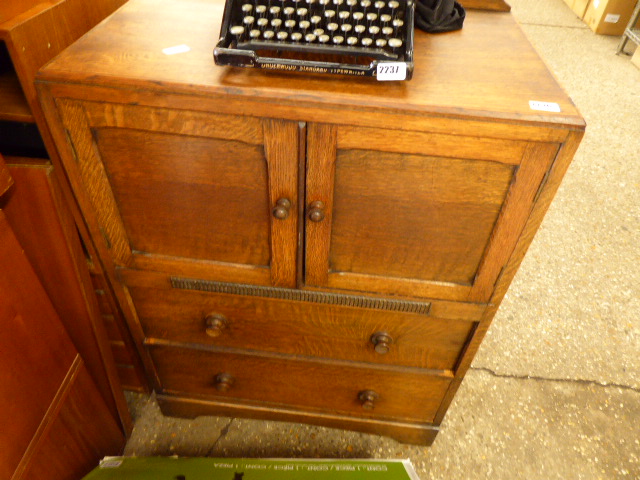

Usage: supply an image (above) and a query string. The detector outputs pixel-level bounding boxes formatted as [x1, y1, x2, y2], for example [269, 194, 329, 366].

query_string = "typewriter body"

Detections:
[214, 0, 415, 79]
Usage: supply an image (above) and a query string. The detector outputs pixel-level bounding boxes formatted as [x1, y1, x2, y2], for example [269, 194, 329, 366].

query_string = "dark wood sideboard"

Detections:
[37, 0, 585, 445]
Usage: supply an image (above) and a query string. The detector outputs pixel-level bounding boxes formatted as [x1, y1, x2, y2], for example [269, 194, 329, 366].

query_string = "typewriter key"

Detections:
[230, 25, 245, 36]
[244, 16, 255, 25]
[374, 0, 385, 9]
[269, 6, 281, 14]
[366, 12, 377, 21]
[284, 6, 295, 15]
[299, 19, 311, 29]
[277, 31, 288, 39]
[360, 0, 371, 8]
[263, 29, 275, 39]
[285, 19, 296, 28]
[347, 36, 358, 45]
[369, 25, 380, 34]
[327, 22, 338, 31]
[347, 0, 358, 7]
[291, 32, 303, 41]
[339, 10, 350, 19]
[271, 18, 282, 27]
[382, 26, 392, 35]
[324, 9, 336, 18]
[341, 23, 352, 32]
[313, 27, 325, 35]
[257, 17, 269, 27]
[333, 0, 344, 5]
[249, 29, 261, 38]
[242, 3, 253, 11]
[297, 7, 308, 16]
[352, 11, 364, 20]
[361, 37, 372, 46]
[333, 35, 344, 44]
[305, 32, 317, 41]
[319, 0, 330, 5]
[311, 15, 322, 24]
[388, 0, 399, 8]
[256, 4, 267, 14]
[354, 24, 366, 33]
[318, 34, 330, 43]
[306, 0, 317, 4]
[392, 18, 403, 27]
[380, 13, 391, 22]
[375, 38, 386, 47]
[388, 38, 402, 48]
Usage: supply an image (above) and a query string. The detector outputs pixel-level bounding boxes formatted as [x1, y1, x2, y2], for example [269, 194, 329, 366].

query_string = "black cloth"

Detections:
[415, 0, 465, 33]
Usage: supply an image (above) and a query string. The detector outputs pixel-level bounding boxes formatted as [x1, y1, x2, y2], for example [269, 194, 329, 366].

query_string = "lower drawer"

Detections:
[150, 345, 451, 423]
[130, 286, 476, 371]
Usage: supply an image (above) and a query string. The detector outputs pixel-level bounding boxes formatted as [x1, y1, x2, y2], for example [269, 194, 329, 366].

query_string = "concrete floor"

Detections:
[123, 0, 640, 478]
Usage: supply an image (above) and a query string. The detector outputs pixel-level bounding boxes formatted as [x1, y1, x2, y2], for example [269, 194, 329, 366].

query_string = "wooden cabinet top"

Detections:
[37, 0, 584, 129]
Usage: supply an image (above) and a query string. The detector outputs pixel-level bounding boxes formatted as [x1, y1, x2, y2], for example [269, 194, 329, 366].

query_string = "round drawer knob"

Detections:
[204, 313, 229, 338]
[214, 373, 235, 392]
[370, 331, 393, 354]
[273, 198, 291, 220]
[307, 201, 325, 222]
[358, 390, 379, 410]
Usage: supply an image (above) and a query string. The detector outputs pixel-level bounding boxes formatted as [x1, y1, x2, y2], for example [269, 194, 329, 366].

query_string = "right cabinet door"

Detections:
[304, 123, 560, 303]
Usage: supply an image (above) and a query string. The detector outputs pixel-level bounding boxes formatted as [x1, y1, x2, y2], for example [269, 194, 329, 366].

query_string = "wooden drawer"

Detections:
[130, 286, 477, 371]
[150, 345, 451, 423]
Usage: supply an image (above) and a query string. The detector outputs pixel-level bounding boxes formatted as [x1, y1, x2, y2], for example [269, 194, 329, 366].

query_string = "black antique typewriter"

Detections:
[214, 0, 416, 80]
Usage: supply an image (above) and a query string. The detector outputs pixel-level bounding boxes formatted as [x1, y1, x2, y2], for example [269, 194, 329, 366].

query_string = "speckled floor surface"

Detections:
[123, 1, 640, 478]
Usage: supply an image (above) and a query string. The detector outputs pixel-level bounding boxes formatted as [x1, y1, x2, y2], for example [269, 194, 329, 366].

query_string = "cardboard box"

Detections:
[83, 458, 421, 480]
[563, 0, 591, 19]
[583, 0, 638, 35]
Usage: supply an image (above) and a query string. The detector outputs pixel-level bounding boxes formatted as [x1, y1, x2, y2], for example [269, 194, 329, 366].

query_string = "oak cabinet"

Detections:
[38, 0, 584, 445]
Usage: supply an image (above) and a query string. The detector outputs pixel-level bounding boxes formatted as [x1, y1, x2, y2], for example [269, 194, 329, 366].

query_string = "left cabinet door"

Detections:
[57, 101, 300, 288]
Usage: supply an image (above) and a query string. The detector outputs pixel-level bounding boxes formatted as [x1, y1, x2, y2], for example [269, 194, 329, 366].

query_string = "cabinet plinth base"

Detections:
[156, 393, 439, 446]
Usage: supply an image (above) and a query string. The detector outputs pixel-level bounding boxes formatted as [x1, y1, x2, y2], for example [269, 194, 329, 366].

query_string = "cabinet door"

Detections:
[57, 101, 299, 288]
[305, 123, 559, 303]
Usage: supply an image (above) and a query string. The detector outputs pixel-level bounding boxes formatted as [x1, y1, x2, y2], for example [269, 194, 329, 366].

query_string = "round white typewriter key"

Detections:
[388, 0, 399, 8]
[388, 38, 402, 48]
[366, 12, 377, 21]
[333, 35, 344, 44]
[380, 13, 391, 22]
[313, 27, 325, 35]
[347, 36, 358, 45]
[318, 34, 330, 43]
[327, 22, 338, 31]
[257, 17, 268, 26]
[277, 31, 288, 39]
[352, 11, 364, 20]
[341, 23, 352, 32]
[319, 0, 330, 5]
[334, 0, 344, 5]
[347, 0, 358, 6]
[284, 6, 295, 15]
[361, 37, 372, 46]
[311, 14, 322, 23]
[324, 9, 335, 18]
[299, 19, 311, 29]
[360, 0, 371, 8]
[263, 30, 275, 39]
[269, 5, 281, 14]
[256, 4, 267, 14]
[297, 7, 308, 15]
[368, 25, 380, 34]
[339, 10, 350, 18]
[243, 16, 255, 25]
[354, 24, 366, 33]
[374, 0, 385, 8]
[249, 29, 261, 38]
[230, 25, 245, 35]
[392, 18, 403, 27]
[382, 26, 392, 35]
[242, 3, 253, 11]
[285, 19, 296, 27]
[271, 18, 282, 27]
[291, 32, 303, 40]
[306, 0, 317, 4]
[375, 38, 386, 47]
[305, 33, 317, 41]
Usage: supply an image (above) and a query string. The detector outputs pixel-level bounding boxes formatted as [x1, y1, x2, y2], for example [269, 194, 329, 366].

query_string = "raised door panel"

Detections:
[305, 123, 559, 302]
[56, 101, 299, 288]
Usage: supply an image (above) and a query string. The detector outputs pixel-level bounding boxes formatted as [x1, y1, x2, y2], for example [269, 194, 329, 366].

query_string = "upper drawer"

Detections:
[129, 283, 479, 372]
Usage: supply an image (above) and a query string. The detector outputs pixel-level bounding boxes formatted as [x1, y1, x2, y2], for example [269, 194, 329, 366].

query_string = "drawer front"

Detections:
[150, 345, 451, 422]
[130, 286, 476, 371]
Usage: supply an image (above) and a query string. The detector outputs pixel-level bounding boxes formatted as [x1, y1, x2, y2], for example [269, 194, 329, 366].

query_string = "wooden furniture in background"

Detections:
[0, 153, 126, 480]
[0, 0, 147, 403]
[37, 0, 585, 445]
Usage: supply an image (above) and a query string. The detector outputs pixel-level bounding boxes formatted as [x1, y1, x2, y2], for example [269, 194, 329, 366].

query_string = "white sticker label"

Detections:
[162, 44, 191, 55]
[604, 13, 620, 23]
[529, 100, 561, 113]
[376, 62, 407, 81]
[99, 459, 123, 469]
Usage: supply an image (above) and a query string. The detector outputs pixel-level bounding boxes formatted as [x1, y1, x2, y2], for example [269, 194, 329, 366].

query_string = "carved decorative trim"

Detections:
[170, 277, 431, 315]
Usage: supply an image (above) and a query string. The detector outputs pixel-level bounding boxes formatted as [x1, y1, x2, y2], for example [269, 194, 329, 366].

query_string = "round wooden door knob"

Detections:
[204, 313, 229, 337]
[370, 332, 393, 354]
[358, 390, 379, 410]
[214, 373, 235, 392]
[307, 201, 325, 222]
[273, 198, 291, 220]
